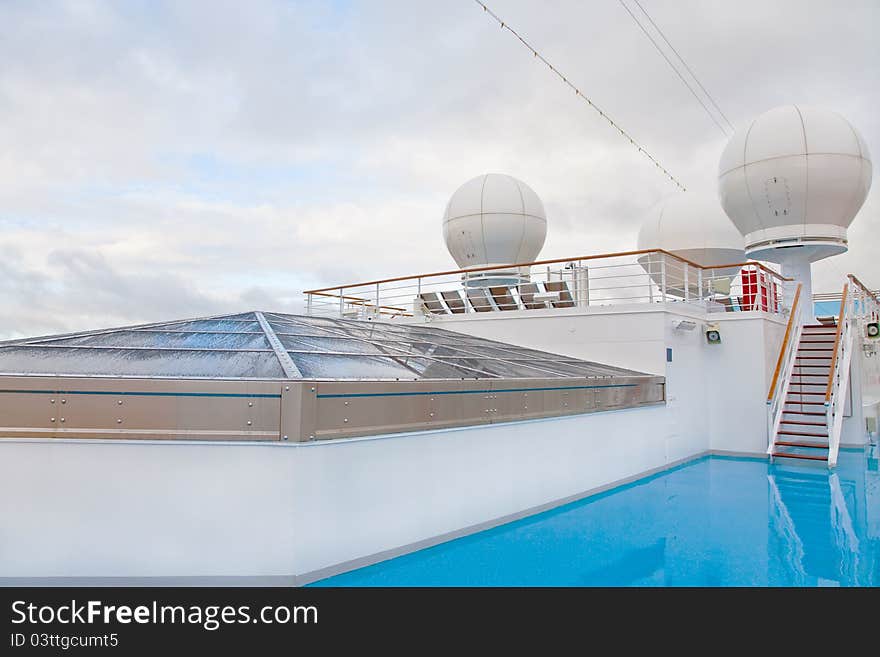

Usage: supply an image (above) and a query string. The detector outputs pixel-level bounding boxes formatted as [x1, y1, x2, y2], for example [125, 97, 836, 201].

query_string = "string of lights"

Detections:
[472, 0, 687, 191]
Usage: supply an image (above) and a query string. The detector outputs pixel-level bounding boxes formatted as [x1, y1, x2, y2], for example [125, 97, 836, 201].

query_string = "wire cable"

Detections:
[618, 0, 729, 136]
[632, 0, 734, 133]
[472, 0, 687, 191]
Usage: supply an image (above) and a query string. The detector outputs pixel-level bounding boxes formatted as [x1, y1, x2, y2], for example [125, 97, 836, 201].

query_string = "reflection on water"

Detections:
[312, 446, 880, 587]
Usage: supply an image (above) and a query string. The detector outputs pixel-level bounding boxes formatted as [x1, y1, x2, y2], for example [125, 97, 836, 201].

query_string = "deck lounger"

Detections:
[466, 288, 495, 312]
[418, 292, 448, 315]
[545, 281, 575, 308]
[489, 286, 519, 311]
[518, 283, 546, 310]
[440, 290, 467, 314]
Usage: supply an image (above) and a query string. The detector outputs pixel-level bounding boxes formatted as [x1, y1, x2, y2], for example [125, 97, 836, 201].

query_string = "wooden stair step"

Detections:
[782, 410, 825, 416]
[772, 452, 828, 462]
[778, 429, 829, 437]
[780, 420, 826, 426]
[775, 441, 829, 449]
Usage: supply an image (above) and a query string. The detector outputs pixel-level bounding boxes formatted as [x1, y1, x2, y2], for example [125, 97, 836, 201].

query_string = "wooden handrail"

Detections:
[303, 248, 791, 294]
[825, 283, 849, 403]
[767, 284, 802, 402]
[847, 274, 876, 299]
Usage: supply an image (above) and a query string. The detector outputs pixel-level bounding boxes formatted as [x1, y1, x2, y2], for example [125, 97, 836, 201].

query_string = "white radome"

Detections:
[637, 192, 745, 267]
[637, 192, 745, 297]
[443, 173, 547, 284]
[718, 105, 872, 263]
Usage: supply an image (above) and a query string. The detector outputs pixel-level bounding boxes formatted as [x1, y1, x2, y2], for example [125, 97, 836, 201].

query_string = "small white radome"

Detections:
[443, 173, 547, 272]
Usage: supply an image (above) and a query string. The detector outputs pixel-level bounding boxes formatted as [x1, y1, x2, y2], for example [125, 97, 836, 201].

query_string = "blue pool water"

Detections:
[311, 446, 880, 586]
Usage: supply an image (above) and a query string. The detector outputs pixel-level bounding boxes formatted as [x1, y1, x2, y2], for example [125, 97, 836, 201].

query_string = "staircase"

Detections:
[771, 323, 835, 463]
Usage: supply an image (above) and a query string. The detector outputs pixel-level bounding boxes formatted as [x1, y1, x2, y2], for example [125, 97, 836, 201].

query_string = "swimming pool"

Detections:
[311, 446, 880, 586]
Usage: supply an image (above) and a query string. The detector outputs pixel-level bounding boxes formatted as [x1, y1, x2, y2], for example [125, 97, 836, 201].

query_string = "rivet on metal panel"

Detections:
[343, 418, 349, 423]
[60, 418, 65, 422]
[310, 387, 315, 392]
[247, 420, 252, 426]
[61, 399, 66, 404]
[50, 399, 55, 404]
[117, 400, 123, 405]
[285, 386, 290, 391]
[344, 401, 349, 406]
[248, 402, 253, 407]
[430, 397, 434, 401]
[50, 417, 55, 422]
[117, 419, 122, 424]
[309, 435, 315, 440]
[429, 412, 435, 417]
[283, 435, 289, 441]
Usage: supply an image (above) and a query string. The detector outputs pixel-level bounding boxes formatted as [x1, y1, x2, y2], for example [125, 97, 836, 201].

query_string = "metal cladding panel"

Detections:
[0, 376, 282, 441]
[306, 376, 665, 441]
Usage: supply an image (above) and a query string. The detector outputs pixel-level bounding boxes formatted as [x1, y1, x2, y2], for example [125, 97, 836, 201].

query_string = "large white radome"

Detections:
[443, 174, 547, 275]
[718, 105, 872, 263]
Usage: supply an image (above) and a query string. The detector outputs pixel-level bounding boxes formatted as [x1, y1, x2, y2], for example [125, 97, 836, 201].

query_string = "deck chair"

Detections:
[418, 292, 447, 315]
[518, 282, 546, 310]
[489, 286, 518, 311]
[544, 281, 575, 308]
[466, 288, 495, 312]
[440, 290, 467, 314]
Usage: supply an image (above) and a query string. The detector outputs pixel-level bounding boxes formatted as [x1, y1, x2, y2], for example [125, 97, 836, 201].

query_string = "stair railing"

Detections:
[767, 284, 803, 454]
[825, 283, 852, 468]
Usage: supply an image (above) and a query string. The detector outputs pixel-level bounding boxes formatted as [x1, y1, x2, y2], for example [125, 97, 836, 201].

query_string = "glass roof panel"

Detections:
[36, 331, 270, 350]
[151, 319, 262, 332]
[278, 335, 392, 355]
[289, 353, 424, 379]
[0, 346, 284, 378]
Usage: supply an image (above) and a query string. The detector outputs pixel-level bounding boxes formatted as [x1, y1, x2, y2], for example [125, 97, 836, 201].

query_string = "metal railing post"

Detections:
[660, 256, 667, 303]
[339, 287, 345, 317]
[697, 268, 703, 303]
[684, 264, 689, 302]
[375, 282, 380, 317]
[306, 294, 312, 315]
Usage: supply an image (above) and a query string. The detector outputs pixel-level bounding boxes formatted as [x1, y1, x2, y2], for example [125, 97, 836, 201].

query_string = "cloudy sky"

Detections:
[0, 0, 877, 338]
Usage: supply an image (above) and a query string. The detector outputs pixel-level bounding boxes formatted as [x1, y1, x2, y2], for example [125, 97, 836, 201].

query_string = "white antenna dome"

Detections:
[637, 192, 745, 266]
[637, 192, 745, 297]
[443, 173, 547, 285]
[718, 105, 872, 263]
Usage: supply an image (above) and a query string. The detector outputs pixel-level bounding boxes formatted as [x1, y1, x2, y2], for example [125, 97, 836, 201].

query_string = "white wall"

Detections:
[424, 305, 787, 456]
[0, 401, 701, 583]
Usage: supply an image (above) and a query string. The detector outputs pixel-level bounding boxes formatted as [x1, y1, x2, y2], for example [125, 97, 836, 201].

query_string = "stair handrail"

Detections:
[766, 284, 803, 453]
[825, 283, 852, 468]
[847, 274, 879, 326]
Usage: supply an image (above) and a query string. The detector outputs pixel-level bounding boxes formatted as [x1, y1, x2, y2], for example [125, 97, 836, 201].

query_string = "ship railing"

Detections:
[766, 283, 803, 454]
[302, 249, 791, 321]
[825, 282, 854, 468]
